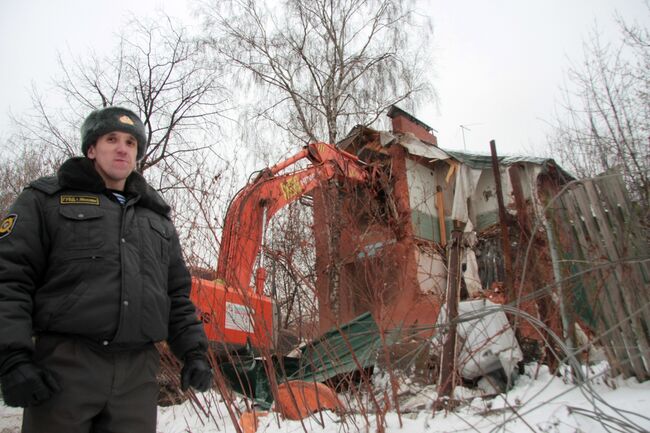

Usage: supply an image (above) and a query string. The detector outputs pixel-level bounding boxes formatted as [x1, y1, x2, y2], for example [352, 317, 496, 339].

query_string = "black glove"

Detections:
[1, 363, 60, 407]
[180, 353, 212, 392]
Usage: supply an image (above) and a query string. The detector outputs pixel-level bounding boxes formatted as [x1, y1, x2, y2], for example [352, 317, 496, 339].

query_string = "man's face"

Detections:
[87, 131, 138, 190]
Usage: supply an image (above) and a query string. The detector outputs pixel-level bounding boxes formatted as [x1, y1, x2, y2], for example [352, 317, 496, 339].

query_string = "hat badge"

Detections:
[119, 115, 135, 126]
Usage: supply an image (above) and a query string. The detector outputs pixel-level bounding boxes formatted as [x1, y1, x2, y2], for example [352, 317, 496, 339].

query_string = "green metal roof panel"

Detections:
[444, 150, 574, 181]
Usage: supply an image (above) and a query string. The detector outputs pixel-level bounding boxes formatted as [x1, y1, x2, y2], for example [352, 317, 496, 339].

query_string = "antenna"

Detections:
[459, 123, 483, 151]
[460, 125, 471, 151]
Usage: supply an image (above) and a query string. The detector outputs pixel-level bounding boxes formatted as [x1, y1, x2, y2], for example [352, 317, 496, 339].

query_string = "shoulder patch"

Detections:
[0, 214, 17, 239]
[60, 195, 100, 205]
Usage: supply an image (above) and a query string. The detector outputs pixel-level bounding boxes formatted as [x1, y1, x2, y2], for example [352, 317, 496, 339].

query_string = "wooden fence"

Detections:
[548, 174, 649, 380]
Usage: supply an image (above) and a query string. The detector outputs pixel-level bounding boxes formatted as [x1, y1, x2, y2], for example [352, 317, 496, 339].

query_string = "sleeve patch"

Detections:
[0, 214, 17, 239]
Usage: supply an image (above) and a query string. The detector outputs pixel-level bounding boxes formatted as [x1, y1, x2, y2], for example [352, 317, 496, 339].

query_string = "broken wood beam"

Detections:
[436, 185, 447, 246]
[435, 230, 463, 409]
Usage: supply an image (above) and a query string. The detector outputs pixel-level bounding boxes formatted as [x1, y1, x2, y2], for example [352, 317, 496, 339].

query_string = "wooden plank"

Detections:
[596, 177, 648, 274]
[598, 174, 650, 370]
[561, 192, 604, 318]
[586, 180, 650, 372]
[596, 177, 650, 333]
[552, 193, 580, 354]
[555, 193, 587, 362]
[592, 178, 624, 251]
[585, 180, 650, 345]
[585, 180, 650, 378]
[597, 176, 627, 220]
[435, 186, 447, 247]
[597, 177, 650, 371]
[561, 189, 629, 374]
[604, 177, 650, 350]
[573, 183, 644, 378]
[604, 174, 633, 217]
[584, 180, 619, 255]
[584, 180, 649, 379]
[606, 175, 650, 279]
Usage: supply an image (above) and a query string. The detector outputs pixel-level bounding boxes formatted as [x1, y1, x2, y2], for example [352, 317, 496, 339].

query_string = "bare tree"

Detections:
[0, 143, 62, 217]
[549, 15, 650, 209]
[12, 15, 226, 174]
[200, 0, 434, 146]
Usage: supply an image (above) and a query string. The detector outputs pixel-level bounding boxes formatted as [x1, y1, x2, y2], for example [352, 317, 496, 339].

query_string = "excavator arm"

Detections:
[216, 142, 368, 294]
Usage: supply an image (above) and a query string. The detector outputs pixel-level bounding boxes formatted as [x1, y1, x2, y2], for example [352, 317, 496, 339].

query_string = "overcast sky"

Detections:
[425, 0, 648, 156]
[1, 0, 648, 157]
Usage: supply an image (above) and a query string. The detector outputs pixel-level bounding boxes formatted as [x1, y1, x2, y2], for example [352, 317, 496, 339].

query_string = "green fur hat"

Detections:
[80, 107, 147, 160]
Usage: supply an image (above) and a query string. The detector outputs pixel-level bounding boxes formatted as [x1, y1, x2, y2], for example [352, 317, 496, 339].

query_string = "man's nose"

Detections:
[116, 141, 129, 153]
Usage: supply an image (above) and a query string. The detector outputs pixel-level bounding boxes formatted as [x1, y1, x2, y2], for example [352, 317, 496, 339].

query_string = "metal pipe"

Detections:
[489, 140, 514, 300]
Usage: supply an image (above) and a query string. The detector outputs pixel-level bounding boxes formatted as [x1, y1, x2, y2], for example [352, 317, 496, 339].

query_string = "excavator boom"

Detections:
[191, 142, 368, 352]
[217, 142, 367, 292]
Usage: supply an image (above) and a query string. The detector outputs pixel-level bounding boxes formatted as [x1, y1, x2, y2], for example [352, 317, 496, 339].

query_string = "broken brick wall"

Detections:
[314, 141, 445, 335]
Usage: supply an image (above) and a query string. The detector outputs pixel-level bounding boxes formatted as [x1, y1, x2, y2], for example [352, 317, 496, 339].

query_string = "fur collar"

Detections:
[57, 157, 170, 216]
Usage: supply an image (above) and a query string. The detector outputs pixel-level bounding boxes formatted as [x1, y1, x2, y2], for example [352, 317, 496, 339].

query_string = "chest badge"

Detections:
[60, 195, 100, 205]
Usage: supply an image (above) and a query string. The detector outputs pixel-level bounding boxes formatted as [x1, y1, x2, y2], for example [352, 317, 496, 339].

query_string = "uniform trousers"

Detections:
[22, 335, 159, 433]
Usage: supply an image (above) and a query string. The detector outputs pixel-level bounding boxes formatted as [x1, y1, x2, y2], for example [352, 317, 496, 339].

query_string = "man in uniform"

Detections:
[0, 106, 212, 432]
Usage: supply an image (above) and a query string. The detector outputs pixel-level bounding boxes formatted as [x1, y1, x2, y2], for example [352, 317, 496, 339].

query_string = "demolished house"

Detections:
[312, 106, 573, 369]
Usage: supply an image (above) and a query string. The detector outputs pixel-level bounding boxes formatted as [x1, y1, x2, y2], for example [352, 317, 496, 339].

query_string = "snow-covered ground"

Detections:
[1, 362, 649, 432]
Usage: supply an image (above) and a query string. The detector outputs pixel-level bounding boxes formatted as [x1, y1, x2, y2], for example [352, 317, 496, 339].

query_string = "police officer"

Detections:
[0, 106, 212, 432]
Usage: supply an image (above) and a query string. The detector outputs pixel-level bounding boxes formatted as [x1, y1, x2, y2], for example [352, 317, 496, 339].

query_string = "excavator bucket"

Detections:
[275, 380, 344, 420]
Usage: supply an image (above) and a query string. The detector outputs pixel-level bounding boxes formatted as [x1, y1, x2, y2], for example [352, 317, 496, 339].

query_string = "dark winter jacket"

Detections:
[0, 157, 207, 373]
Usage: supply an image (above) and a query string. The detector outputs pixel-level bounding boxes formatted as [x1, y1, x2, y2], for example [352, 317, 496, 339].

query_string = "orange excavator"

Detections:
[190, 142, 368, 354]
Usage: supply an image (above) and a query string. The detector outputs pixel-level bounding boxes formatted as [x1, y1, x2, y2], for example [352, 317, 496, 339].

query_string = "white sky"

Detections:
[1, 0, 648, 157]
[424, 0, 649, 156]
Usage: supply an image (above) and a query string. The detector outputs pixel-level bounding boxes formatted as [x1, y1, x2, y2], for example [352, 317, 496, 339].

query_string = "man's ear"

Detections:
[87, 144, 96, 160]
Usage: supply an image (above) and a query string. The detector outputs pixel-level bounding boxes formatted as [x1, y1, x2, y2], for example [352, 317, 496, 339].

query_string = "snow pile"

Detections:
[1, 362, 649, 432]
